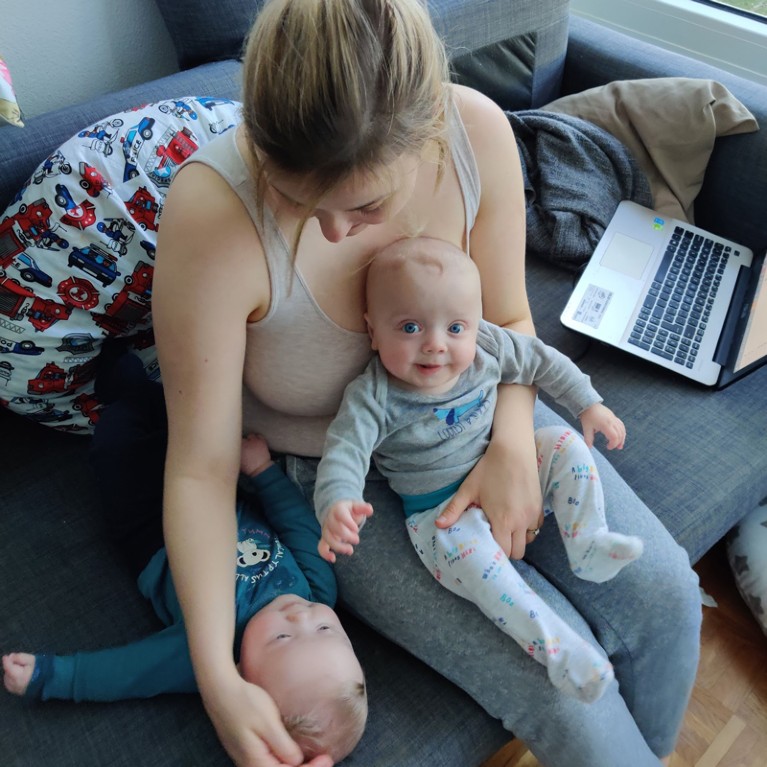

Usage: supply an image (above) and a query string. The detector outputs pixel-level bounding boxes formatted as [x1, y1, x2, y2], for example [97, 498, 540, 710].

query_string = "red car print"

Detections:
[28, 362, 68, 394]
[72, 391, 101, 425]
[129, 327, 155, 350]
[0, 216, 27, 266]
[0, 276, 34, 322]
[148, 126, 198, 186]
[26, 296, 73, 332]
[103, 261, 154, 327]
[28, 360, 94, 395]
[78, 162, 112, 198]
[124, 260, 153, 295]
[1, 200, 69, 253]
[125, 187, 161, 231]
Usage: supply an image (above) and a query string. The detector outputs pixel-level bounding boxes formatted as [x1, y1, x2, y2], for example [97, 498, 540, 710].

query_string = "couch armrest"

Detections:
[562, 16, 767, 255]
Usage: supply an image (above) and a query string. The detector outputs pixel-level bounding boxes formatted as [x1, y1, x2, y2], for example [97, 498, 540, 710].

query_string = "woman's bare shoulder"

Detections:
[159, 163, 267, 272]
[161, 163, 255, 243]
[449, 83, 513, 144]
[155, 162, 270, 321]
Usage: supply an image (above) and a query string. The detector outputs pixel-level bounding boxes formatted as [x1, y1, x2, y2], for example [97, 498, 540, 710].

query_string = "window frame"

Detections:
[570, 0, 767, 85]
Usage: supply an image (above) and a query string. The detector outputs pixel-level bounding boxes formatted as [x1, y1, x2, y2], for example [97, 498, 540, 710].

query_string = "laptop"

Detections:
[560, 201, 766, 388]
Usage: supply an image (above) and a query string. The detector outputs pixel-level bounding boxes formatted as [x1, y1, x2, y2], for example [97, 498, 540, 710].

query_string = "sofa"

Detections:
[1, 1, 765, 765]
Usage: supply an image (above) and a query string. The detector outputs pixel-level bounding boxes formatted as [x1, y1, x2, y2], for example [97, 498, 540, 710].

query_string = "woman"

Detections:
[152, 1, 701, 765]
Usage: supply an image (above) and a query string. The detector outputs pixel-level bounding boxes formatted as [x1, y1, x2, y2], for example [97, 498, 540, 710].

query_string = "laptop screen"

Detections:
[734, 253, 767, 373]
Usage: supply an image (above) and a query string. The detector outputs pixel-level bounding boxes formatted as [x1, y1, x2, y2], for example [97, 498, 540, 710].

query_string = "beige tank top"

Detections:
[186, 103, 481, 455]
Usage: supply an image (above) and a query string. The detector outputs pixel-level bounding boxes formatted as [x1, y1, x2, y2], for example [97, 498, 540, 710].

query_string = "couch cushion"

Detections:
[0, 97, 241, 431]
[544, 77, 759, 223]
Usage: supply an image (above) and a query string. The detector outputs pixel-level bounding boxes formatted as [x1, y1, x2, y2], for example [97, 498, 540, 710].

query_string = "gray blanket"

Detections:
[508, 110, 652, 271]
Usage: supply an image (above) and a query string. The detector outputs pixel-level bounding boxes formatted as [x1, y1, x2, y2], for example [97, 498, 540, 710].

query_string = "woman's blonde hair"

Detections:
[241, 0, 451, 205]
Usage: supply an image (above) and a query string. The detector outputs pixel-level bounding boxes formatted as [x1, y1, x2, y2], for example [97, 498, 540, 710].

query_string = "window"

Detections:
[571, 0, 767, 85]
[695, 0, 767, 20]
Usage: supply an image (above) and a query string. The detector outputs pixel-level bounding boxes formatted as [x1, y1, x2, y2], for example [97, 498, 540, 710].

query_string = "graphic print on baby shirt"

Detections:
[432, 389, 488, 439]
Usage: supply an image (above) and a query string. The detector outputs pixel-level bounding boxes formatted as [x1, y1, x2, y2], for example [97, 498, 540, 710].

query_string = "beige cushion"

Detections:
[544, 78, 758, 222]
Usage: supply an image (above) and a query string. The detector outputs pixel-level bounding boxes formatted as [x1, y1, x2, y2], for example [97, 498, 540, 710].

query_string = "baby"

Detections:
[314, 236, 643, 703]
[4, 433, 367, 763]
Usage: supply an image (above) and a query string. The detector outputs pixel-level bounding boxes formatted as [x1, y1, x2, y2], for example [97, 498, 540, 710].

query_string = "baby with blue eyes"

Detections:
[314, 235, 643, 704]
[4, 433, 367, 764]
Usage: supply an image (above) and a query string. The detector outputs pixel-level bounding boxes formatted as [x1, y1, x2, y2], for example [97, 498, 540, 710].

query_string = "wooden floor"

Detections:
[481, 541, 767, 767]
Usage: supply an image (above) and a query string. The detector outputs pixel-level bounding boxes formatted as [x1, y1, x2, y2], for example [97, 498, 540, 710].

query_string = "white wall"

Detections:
[0, 0, 179, 120]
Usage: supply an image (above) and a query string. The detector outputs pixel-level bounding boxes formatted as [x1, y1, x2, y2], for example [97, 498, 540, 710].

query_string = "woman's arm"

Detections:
[437, 85, 542, 559]
[153, 163, 308, 767]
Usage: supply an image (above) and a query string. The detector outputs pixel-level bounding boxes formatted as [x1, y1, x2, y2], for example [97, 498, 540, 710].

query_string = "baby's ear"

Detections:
[364, 313, 377, 349]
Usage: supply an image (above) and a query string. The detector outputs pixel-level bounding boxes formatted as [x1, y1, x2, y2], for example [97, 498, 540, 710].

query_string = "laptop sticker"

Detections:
[573, 284, 613, 329]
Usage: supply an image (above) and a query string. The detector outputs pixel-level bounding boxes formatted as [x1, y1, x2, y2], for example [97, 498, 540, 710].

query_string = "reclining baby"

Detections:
[3, 433, 367, 765]
[315, 235, 644, 704]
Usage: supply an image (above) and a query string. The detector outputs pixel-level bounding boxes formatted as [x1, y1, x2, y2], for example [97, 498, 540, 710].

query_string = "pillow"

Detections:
[0, 56, 24, 128]
[543, 78, 759, 223]
[727, 503, 767, 636]
[0, 97, 242, 431]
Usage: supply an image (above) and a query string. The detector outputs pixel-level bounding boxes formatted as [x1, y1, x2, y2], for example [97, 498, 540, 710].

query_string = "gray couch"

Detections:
[1, 1, 765, 766]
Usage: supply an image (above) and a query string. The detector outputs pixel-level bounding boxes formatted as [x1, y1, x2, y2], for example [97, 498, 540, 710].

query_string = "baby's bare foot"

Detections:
[3, 653, 36, 696]
[240, 434, 273, 477]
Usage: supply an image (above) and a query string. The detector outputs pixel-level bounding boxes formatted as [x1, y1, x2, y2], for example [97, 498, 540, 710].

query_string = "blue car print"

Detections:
[14, 253, 53, 288]
[121, 117, 156, 182]
[68, 244, 121, 287]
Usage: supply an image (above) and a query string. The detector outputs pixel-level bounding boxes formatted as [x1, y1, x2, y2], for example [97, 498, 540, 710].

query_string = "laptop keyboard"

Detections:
[628, 226, 732, 369]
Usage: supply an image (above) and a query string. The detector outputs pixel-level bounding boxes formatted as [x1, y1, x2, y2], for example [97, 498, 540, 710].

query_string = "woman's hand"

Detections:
[202, 673, 332, 767]
[435, 438, 543, 560]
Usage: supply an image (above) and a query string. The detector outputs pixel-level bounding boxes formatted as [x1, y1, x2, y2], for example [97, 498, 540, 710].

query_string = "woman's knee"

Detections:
[599, 536, 701, 664]
[652, 541, 701, 634]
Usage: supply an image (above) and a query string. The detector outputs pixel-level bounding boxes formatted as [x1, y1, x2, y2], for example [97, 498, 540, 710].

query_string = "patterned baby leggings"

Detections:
[405, 425, 643, 703]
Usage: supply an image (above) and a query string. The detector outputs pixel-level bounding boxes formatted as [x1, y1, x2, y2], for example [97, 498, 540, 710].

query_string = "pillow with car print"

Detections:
[0, 97, 241, 431]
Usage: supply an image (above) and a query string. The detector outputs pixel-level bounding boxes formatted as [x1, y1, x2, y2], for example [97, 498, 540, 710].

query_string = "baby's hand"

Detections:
[240, 434, 273, 477]
[580, 403, 626, 450]
[319, 500, 374, 563]
[3, 653, 35, 696]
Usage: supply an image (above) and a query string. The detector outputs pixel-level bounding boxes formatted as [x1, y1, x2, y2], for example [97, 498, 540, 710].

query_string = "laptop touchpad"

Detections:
[600, 233, 653, 280]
